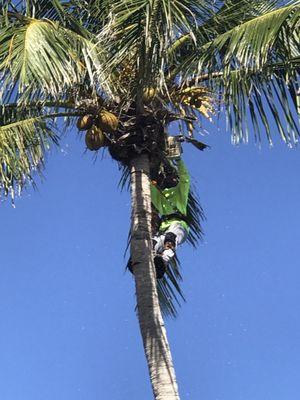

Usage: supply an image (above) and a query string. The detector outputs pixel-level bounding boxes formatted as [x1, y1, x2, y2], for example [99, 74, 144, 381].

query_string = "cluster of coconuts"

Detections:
[77, 110, 119, 151]
[175, 86, 214, 119]
[177, 87, 208, 108]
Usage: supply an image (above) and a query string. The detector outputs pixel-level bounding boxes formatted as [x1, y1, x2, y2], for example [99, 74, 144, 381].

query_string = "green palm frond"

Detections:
[97, 0, 217, 97]
[202, 5, 299, 72]
[0, 103, 44, 125]
[171, 0, 279, 54]
[0, 97, 120, 200]
[157, 256, 185, 318]
[186, 187, 205, 247]
[0, 14, 106, 102]
[0, 100, 84, 126]
[174, 3, 300, 144]
[65, 0, 113, 34]
[127, 254, 185, 318]
[0, 116, 58, 200]
[26, 0, 69, 20]
[176, 2, 299, 75]
[216, 66, 299, 145]
[2, 0, 90, 36]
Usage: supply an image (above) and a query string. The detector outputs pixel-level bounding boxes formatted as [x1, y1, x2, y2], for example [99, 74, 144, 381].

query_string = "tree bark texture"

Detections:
[130, 153, 180, 400]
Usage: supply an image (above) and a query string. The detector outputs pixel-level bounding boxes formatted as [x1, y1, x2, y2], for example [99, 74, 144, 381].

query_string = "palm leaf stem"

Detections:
[168, 33, 190, 56]
[37, 111, 84, 119]
[0, 101, 77, 110]
[6, 11, 27, 21]
[1, 112, 83, 128]
[180, 59, 299, 85]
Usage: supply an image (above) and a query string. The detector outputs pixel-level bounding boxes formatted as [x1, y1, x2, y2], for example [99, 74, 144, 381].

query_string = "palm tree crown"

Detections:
[0, 1, 299, 395]
[1, 0, 298, 193]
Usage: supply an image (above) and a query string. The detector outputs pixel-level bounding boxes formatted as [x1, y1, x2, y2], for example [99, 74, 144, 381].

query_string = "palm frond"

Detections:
[186, 186, 205, 247]
[65, 0, 113, 34]
[157, 255, 185, 318]
[127, 253, 185, 318]
[0, 116, 58, 200]
[205, 5, 299, 72]
[1, 0, 90, 36]
[170, 0, 279, 56]
[97, 0, 218, 99]
[178, 3, 299, 76]
[222, 67, 299, 145]
[174, 3, 300, 144]
[0, 14, 107, 102]
[118, 163, 131, 191]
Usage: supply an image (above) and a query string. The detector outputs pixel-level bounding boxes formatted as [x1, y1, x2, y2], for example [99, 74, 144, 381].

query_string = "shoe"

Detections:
[154, 255, 167, 279]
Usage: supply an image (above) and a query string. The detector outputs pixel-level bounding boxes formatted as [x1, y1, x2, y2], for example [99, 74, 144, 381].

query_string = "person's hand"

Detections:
[164, 241, 175, 250]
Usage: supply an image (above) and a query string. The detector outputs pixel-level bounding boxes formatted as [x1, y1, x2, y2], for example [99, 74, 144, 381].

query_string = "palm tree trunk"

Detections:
[130, 153, 180, 400]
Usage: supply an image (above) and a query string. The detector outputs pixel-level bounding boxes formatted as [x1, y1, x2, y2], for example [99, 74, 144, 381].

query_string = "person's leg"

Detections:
[152, 233, 168, 278]
[154, 222, 188, 278]
[129, 226, 182, 277]
[164, 222, 188, 248]
[153, 233, 165, 254]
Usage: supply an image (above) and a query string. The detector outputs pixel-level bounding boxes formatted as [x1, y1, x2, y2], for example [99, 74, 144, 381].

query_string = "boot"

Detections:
[154, 255, 167, 279]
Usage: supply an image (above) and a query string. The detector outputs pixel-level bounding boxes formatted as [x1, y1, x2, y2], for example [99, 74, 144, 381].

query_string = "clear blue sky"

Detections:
[0, 119, 300, 399]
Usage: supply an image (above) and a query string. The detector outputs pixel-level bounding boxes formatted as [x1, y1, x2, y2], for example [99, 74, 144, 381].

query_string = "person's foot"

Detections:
[154, 255, 167, 279]
[128, 255, 167, 279]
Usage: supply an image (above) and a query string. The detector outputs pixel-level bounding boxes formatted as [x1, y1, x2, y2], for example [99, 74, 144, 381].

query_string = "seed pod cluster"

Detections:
[85, 126, 107, 151]
[97, 111, 118, 133]
[77, 115, 94, 131]
[77, 110, 119, 151]
[173, 86, 214, 119]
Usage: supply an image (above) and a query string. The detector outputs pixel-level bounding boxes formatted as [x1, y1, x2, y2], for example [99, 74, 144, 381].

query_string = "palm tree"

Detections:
[0, 1, 299, 398]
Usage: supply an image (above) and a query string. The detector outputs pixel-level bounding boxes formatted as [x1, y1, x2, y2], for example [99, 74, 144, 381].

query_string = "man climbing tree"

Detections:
[151, 158, 191, 279]
[149, 135, 207, 280]
[128, 138, 204, 282]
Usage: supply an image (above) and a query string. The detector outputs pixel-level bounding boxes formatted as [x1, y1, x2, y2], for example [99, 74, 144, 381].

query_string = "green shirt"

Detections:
[151, 160, 190, 231]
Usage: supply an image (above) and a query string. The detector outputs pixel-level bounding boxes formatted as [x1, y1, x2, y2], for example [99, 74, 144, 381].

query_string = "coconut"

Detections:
[77, 115, 94, 131]
[97, 111, 118, 133]
[85, 126, 107, 151]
